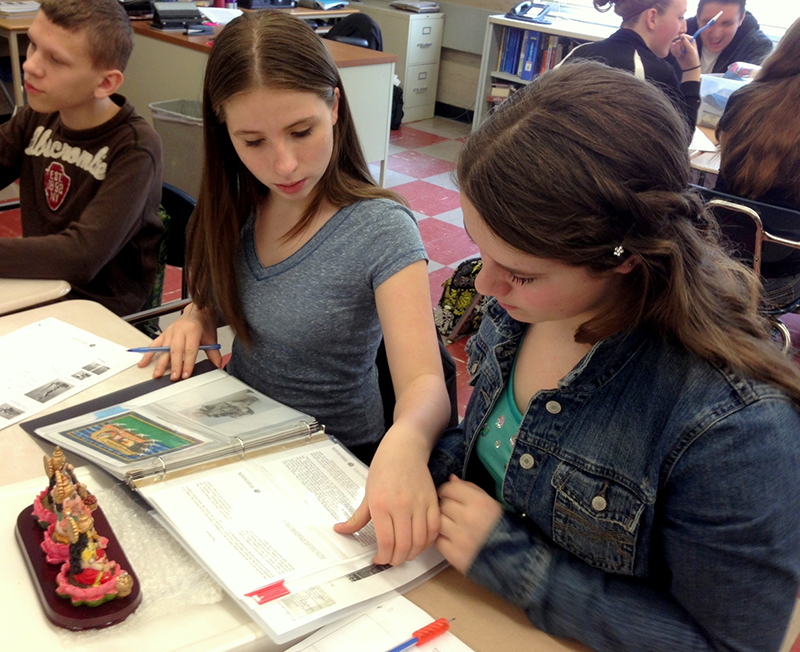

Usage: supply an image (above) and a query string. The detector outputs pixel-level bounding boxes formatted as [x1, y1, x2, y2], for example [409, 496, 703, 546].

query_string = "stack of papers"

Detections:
[0, 1, 39, 16]
[390, 1, 439, 13]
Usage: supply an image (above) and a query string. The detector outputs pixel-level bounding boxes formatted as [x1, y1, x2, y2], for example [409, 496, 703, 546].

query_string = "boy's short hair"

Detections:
[39, 0, 133, 72]
[697, 0, 746, 17]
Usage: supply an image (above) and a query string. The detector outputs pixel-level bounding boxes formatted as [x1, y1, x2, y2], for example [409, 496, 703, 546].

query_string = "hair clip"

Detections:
[613, 245, 625, 257]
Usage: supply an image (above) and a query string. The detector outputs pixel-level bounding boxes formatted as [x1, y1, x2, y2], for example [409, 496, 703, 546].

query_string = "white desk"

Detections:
[0, 278, 70, 316]
[1, 300, 589, 652]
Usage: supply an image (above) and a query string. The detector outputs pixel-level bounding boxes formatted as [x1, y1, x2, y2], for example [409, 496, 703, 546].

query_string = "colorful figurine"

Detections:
[41, 470, 106, 564]
[55, 510, 133, 607]
[32, 447, 97, 529]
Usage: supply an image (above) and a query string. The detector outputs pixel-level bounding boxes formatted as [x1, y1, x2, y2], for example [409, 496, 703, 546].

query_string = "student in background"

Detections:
[0, 0, 163, 317]
[563, 0, 701, 132]
[687, 0, 772, 74]
[140, 12, 451, 567]
[714, 17, 800, 304]
[428, 61, 800, 652]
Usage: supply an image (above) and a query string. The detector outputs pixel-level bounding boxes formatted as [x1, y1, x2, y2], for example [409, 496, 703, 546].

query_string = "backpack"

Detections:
[434, 257, 486, 342]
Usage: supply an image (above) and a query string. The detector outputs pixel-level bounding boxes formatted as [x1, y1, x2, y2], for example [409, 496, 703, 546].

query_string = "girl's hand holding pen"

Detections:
[670, 34, 700, 77]
[137, 302, 223, 380]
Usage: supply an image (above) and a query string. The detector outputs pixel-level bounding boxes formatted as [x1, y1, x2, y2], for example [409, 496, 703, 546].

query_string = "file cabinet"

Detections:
[358, 1, 444, 122]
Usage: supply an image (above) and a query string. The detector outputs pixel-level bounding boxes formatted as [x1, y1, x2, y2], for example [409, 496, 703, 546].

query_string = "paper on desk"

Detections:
[198, 7, 243, 24]
[690, 127, 717, 152]
[287, 593, 475, 652]
[0, 318, 135, 429]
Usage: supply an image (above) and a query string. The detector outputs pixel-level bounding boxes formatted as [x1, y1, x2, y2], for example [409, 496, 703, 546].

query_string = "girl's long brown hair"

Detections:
[185, 12, 404, 344]
[459, 61, 800, 404]
[717, 17, 800, 203]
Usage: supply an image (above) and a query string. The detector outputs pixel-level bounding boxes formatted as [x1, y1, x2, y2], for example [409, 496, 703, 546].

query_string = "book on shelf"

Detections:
[520, 31, 539, 81]
[0, 1, 39, 16]
[22, 362, 445, 643]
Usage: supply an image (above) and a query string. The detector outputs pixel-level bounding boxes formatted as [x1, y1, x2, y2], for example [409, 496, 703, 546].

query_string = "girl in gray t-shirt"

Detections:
[139, 11, 451, 569]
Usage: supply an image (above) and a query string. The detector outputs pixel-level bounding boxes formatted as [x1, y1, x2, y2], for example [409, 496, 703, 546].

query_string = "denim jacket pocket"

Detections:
[550, 461, 645, 575]
[465, 335, 489, 386]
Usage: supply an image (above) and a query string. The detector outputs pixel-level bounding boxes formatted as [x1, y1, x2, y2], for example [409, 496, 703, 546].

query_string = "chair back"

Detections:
[693, 185, 800, 275]
[160, 183, 196, 277]
[325, 14, 383, 51]
[125, 184, 196, 330]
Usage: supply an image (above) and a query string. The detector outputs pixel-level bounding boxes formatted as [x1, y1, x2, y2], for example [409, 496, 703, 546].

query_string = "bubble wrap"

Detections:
[55, 482, 224, 645]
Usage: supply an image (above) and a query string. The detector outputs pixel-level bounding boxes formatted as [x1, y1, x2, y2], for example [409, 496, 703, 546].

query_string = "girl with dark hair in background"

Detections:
[428, 60, 800, 652]
[715, 17, 800, 304]
[139, 11, 451, 567]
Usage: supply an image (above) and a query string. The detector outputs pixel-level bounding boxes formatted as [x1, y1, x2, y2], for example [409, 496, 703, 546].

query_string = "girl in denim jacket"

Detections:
[429, 61, 800, 652]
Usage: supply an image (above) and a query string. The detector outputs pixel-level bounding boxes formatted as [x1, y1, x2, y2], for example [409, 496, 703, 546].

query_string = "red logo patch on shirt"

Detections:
[44, 161, 71, 211]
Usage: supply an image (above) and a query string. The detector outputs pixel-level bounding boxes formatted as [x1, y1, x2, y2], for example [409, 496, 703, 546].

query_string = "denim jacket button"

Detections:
[545, 400, 562, 414]
[519, 453, 535, 469]
[591, 495, 608, 512]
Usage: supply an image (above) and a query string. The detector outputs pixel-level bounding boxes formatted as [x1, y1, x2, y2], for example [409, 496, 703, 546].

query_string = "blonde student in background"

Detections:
[0, 0, 163, 317]
[138, 12, 451, 568]
[427, 61, 800, 652]
[564, 0, 701, 133]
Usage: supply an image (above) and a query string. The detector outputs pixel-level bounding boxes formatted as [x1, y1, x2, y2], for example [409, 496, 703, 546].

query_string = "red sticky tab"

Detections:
[244, 580, 290, 604]
[413, 618, 450, 644]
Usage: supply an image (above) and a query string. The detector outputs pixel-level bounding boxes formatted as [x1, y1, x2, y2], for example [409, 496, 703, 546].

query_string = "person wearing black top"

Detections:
[687, 0, 772, 74]
[563, 0, 700, 135]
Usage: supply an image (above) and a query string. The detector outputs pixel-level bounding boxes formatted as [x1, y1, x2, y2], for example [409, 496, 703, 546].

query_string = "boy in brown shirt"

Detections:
[0, 0, 163, 316]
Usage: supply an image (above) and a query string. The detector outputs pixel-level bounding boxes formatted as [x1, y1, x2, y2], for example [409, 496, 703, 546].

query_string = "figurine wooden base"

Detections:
[15, 504, 142, 630]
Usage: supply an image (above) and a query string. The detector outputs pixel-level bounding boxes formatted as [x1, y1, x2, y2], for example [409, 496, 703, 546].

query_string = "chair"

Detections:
[693, 185, 800, 353]
[123, 183, 196, 329]
[324, 14, 383, 51]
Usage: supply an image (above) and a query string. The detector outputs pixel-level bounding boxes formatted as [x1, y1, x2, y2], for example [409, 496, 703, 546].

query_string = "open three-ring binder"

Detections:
[21, 361, 445, 643]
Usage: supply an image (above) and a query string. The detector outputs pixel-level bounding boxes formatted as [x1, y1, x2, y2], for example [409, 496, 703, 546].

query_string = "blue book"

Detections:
[516, 31, 529, 77]
[506, 28, 522, 74]
[520, 31, 539, 81]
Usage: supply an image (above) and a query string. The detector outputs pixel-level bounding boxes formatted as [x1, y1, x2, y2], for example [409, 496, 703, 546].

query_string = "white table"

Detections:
[1, 300, 590, 652]
[0, 278, 70, 317]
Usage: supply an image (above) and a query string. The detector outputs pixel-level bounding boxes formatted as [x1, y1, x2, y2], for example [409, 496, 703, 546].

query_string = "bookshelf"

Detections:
[472, 14, 614, 129]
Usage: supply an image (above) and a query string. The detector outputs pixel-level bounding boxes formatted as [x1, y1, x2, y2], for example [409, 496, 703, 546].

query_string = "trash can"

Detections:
[149, 99, 203, 200]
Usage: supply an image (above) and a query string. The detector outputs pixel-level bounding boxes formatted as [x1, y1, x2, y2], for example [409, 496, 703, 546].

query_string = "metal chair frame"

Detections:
[701, 192, 800, 354]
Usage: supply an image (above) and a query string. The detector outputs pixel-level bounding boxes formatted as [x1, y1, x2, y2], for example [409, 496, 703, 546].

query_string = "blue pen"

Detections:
[127, 344, 222, 353]
[690, 10, 723, 43]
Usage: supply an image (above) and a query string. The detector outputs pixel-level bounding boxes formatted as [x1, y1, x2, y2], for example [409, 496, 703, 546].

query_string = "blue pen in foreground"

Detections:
[127, 344, 222, 353]
[385, 618, 452, 652]
[691, 9, 724, 43]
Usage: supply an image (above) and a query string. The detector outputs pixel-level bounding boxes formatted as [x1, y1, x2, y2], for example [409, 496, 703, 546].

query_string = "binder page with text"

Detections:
[140, 438, 446, 641]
